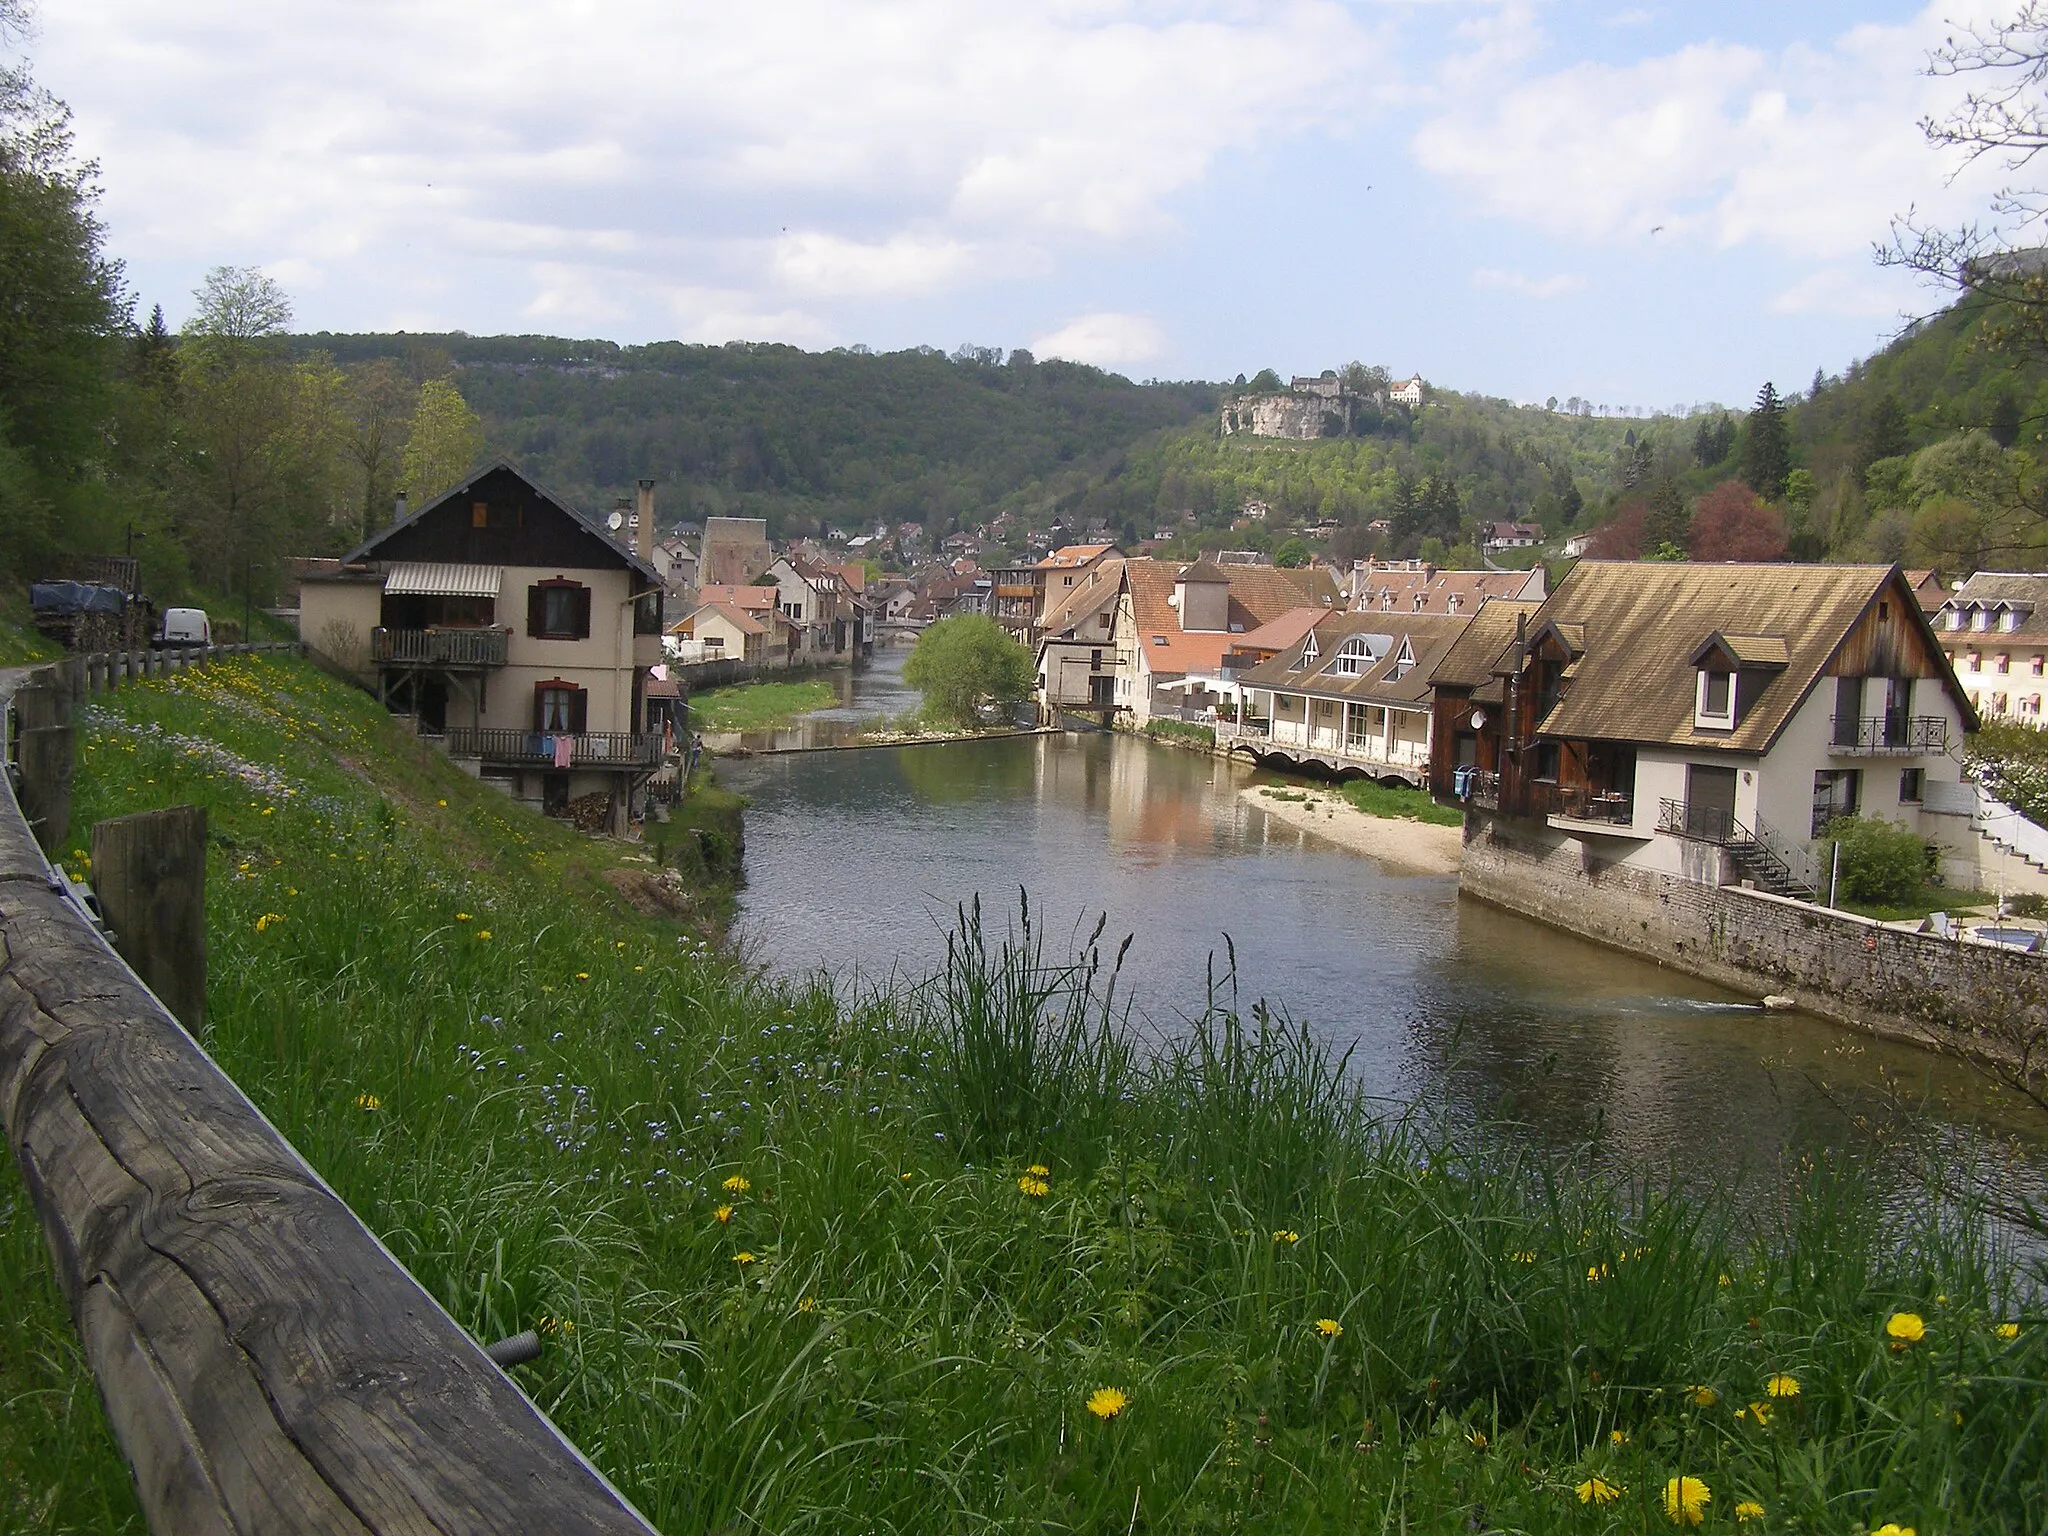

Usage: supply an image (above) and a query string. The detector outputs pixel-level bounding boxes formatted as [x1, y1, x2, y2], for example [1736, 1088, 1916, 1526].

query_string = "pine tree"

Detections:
[1642, 478, 1690, 550]
[1744, 382, 1791, 500]
[1862, 392, 1911, 466]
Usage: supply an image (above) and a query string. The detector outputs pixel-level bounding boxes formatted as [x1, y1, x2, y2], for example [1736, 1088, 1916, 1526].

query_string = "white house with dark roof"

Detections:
[1935, 572, 2048, 721]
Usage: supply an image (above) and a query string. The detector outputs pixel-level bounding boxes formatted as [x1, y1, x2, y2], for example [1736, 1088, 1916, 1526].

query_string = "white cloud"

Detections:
[1472, 267, 1585, 299]
[1411, 3, 2009, 262]
[33, 0, 1382, 335]
[1030, 312, 1165, 369]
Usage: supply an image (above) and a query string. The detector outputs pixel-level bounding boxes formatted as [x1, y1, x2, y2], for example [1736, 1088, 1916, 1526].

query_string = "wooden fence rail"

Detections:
[1, 661, 660, 1535]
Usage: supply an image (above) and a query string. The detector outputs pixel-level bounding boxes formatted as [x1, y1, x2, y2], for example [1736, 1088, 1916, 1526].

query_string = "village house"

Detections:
[1935, 572, 2048, 721]
[1349, 559, 1546, 616]
[1389, 374, 1426, 407]
[1033, 558, 1127, 712]
[764, 554, 864, 659]
[1482, 521, 1544, 550]
[298, 459, 670, 832]
[992, 543, 1122, 648]
[1222, 611, 1479, 787]
[1108, 557, 1341, 724]
[1429, 562, 1976, 902]
[670, 598, 770, 665]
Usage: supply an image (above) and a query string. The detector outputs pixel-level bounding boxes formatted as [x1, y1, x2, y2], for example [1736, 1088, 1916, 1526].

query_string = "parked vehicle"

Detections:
[156, 608, 211, 648]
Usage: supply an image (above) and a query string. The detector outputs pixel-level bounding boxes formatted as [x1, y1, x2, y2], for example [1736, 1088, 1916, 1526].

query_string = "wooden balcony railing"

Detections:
[444, 728, 665, 769]
[372, 626, 510, 667]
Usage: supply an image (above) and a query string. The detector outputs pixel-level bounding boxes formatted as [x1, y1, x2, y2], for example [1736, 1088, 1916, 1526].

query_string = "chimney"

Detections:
[392, 491, 408, 524]
[636, 478, 656, 564]
[613, 496, 632, 545]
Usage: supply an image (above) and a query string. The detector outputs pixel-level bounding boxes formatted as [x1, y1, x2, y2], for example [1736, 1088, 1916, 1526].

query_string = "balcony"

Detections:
[372, 626, 509, 667]
[1828, 713, 1947, 755]
[444, 728, 665, 770]
[1537, 782, 1642, 834]
[1657, 797, 1737, 843]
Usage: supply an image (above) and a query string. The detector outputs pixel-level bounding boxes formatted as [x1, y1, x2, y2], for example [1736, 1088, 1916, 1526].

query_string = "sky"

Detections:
[18, 0, 2034, 408]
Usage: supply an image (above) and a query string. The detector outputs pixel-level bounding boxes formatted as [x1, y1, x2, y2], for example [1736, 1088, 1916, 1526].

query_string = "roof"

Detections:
[1123, 558, 1335, 677]
[1428, 598, 1545, 693]
[1530, 561, 1971, 753]
[1176, 559, 1232, 585]
[1237, 611, 1477, 707]
[1038, 558, 1125, 637]
[383, 562, 502, 598]
[1227, 606, 1342, 657]
[1690, 632, 1790, 668]
[686, 600, 767, 637]
[694, 583, 777, 612]
[1038, 543, 1117, 570]
[1351, 564, 1542, 616]
[341, 456, 663, 585]
[1942, 571, 2048, 640]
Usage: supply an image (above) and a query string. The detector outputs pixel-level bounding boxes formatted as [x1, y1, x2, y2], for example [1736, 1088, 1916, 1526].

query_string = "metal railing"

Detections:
[1657, 797, 1736, 843]
[372, 626, 510, 666]
[444, 728, 665, 769]
[1537, 783, 1635, 825]
[1656, 799, 1819, 896]
[1828, 713, 1947, 754]
[1462, 769, 1500, 809]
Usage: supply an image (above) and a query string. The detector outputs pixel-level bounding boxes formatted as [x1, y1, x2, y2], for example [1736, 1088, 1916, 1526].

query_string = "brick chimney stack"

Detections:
[636, 478, 656, 564]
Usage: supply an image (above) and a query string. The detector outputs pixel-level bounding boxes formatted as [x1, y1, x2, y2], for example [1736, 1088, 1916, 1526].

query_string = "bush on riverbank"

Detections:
[8, 655, 2047, 1533]
[1342, 777, 1465, 826]
[1143, 717, 1215, 748]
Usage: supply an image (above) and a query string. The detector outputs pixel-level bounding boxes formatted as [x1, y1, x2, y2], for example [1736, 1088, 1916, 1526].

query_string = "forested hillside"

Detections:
[287, 334, 1215, 538]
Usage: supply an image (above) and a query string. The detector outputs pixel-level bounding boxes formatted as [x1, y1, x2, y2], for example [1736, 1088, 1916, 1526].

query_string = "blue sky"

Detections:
[22, 1, 2017, 407]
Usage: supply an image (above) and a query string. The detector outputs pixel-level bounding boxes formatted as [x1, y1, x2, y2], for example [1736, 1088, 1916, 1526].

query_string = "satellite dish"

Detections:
[1469, 709, 1488, 730]
[607, 510, 626, 532]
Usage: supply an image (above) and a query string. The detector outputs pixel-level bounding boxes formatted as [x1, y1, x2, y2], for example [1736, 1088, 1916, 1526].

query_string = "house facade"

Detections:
[1034, 558, 1127, 712]
[1108, 558, 1340, 724]
[299, 460, 668, 830]
[1935, 571, 2048, 721]
[1430, 562, 1976, 900]
[699, 517, 772, 587]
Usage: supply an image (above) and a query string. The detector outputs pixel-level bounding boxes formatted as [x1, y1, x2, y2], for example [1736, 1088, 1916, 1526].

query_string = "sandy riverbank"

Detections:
[1238, 785, 1463, 875]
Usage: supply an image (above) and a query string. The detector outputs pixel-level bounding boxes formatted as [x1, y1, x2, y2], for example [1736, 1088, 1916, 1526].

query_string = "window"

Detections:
[1696, 668, 1735, 727]
[1391, 637, 1417, 680]
[1332, 635, 1377, 675]
[1315, 699, 1335, 717]
[1974, 607, 1990, 631]
[1967, 651, 1981, 672]
[2034, 654, 2045, 676]
[471, 501, 489, 529]
[1900, 767, 1923, 803]
[527, 580, 590, 640]
[1534, 741, 1561, 782]
[1151, 634, 1168, 647]
[1064, 575, 1075, 586]
[1300, 634, 1319, 666]
[533, 680, 587, 734]
[1947, 609, 1963, 631]
[1998, 653, 2011, 674]
[704, 634, 725, 649]
[2003, 608, 2020, 632]
[1090, 648, 1103, 670]
[1812, 768, 1861, 836]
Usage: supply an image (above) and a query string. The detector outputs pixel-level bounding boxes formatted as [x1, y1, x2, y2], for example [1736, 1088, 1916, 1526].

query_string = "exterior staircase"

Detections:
[1726, 830, 1818, 900]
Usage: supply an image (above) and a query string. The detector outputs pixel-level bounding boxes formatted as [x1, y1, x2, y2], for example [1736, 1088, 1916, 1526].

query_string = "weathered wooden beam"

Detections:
[17, 725, 75, 854]
[90, 806, 207, 1031]
[0, 770, 659, 1534]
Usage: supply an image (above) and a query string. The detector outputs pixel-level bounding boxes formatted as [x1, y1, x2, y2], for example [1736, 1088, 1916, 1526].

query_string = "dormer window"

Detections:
[1332, 635, 1377, 675]
[1696, 668, 1735, 728]
[1973, 607, 1990, 631]
[1947, 609, 1963, 631]
[1299, 634, 1319, 667]
[2002, 607, 2020, 632]
[1391, 637, 1417, 679]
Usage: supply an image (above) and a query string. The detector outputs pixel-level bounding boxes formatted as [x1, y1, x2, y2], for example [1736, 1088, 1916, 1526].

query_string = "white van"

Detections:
[157, 608, 211, 648]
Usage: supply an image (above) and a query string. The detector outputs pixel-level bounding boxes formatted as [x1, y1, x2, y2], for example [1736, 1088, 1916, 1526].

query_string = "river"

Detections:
[717, 648, 2047, 1193]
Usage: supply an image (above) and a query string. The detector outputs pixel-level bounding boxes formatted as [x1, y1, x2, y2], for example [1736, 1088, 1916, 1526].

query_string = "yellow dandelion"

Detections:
[1685, 1384, 1718, 1407]
[1018, 1175, 1050, 1197]
[1995, 1322, 2020, 1340]
[732, 1251, 756, 1266]
[723, 1175, 751, 1194]
[456, 912, 471, 921]
[1742, 1400, 1773, 1427]
[715, 1205, 734, 1224]
[1576, 1477, 1623, 1505]
[1512, 1250, 1538, 1263]
[352, 1093, 381, 1111]
[1024, 1163, 1050, 1177]
[1872, 1525, 1917, 1536]
[1274, 1229, 1300, 1245]
[797, 1296, 816, 1313]
[437, 799, 447, 807]
[1610, 1428, 1630, 1447]
[1587, 1263, 1610, 1282]
[1765, 1372, 1799, 1397]
[1663, 1475, 1711, 1526]
[1086, 1386, 1128, 1420]
[1314, 1318, 1343, 1338]
[1734, 1500, 1765, 1522]
[574, 972, 590, 981]
[1718, 1272, 1734, 1286]
[476, 929, 491, 940]
[1886, 1311, 1926, 1347]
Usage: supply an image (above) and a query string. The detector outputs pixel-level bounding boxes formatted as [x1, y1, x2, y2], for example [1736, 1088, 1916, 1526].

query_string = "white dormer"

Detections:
[1695, 666, 1735, 728]
[1390, 636, 1417, 679]
[1299, 633, 1319, 667]
[1974, 606, 1991, 631]
[1332, 634, 1383, 675]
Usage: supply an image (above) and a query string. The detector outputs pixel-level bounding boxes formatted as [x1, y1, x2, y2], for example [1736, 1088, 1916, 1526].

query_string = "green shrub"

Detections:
[1819, 815, 1930, 905]
[1142, 718, 1214, 747]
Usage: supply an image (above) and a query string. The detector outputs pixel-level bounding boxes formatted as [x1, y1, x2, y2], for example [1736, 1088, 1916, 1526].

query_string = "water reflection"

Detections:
[717, 651, 2048, 1191]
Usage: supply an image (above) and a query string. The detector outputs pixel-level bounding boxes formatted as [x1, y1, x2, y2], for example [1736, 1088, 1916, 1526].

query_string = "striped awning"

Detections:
[383, 562, 502, 598]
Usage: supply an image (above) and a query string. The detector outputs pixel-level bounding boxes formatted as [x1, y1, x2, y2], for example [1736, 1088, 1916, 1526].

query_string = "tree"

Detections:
[399, 378, 484, 504]
[1247, 368, 1283, 393]
[1274, 536, 1310, 567]
[1585, 501, 1647, 559]
[1688, 480, 1788, 562]
[343, 360, 416, 538]
[1744, 382, 1791, 500]
[902, 614, 1034, 726]
[1641, 478, 1690, 550]
[1862, 392, 1912, 466]
[183, 264, 291, 359]
[1693, 413, 1736, 468]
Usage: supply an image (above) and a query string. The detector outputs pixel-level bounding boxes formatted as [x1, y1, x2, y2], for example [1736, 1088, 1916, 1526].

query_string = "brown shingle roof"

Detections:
[1531, 561, 1968, 752]
[1238, 612, 1475, 706]
[1428, 598, 1543, 691]
[1941, 571, 2048, 641]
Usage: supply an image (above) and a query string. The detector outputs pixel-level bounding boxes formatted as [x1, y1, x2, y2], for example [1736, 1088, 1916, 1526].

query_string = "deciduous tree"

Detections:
[399, 378, 484, 505]
[1688, 480, 1788, 562]
[903, 614, 1034, 726]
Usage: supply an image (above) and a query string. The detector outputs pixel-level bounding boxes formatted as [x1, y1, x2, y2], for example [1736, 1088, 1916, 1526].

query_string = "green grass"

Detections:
[1143, 718, 1216, 748]
[1835, 886, 1997, 923]
[0, 604, 60, 667]
[1341, 778, 1465, 826]
[688, 677, 838, 731]
[5, 655, 2047, 1533]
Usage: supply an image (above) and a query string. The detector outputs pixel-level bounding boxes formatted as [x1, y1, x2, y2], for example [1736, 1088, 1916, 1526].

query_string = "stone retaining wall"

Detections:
[1460, 812, 2048, 1051]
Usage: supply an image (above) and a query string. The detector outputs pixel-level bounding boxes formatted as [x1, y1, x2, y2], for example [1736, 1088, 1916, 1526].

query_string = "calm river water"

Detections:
[718, 649, 2046, 1190]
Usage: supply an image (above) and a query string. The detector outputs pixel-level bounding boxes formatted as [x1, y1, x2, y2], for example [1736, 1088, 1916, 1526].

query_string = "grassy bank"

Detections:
[5, 656, 2046, 1533]
[690, 677, 837, 731]
[1340, 778, 1465, 827]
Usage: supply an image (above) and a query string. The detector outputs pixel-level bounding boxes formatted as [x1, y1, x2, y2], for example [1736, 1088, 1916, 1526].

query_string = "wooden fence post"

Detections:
[17, 725, 75, 854]
[13, 682, 68, 732]
[91, 806, 207, 1030]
